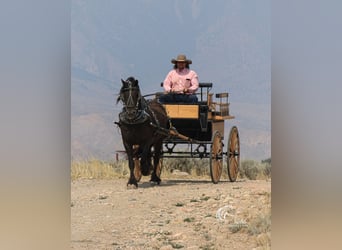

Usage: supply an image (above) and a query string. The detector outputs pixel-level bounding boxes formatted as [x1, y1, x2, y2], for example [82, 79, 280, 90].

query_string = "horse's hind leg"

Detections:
[127, 160, 138, 187]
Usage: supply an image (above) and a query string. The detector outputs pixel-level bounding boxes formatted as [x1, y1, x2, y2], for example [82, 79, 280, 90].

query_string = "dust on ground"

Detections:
[71, 176, 271, 250]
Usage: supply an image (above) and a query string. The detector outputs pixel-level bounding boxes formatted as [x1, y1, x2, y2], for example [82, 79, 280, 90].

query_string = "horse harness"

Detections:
[117, 81, 162, 130]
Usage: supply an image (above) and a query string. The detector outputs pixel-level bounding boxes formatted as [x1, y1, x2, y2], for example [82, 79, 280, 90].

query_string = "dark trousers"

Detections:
[158, 93, 198, 104]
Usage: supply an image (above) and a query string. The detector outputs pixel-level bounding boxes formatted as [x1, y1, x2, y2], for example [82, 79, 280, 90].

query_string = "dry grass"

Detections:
[248, 209, 271, 249]
[247, 191, 271, 249]
[226, 191, 271, 249]
[71, 158, 271, 181]
[71, 158, 212, 181]
[71, 159, 128, 180]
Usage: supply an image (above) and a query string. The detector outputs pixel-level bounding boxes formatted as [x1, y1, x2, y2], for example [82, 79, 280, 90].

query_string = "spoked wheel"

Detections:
[227, 126, 240, 182]
[133, 145, 142, 182]
[210, 130, 223, 184]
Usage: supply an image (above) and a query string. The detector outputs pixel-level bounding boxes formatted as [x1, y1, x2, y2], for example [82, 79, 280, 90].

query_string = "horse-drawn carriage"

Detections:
[116, 77, 240, 187]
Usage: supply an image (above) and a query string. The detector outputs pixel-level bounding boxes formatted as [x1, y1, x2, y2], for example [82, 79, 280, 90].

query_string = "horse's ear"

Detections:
[135, 79, 139, 84]
[121, 79, 125, 84]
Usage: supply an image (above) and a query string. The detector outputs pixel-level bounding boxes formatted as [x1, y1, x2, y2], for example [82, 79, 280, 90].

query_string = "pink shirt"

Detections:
[163, 68, 199, 94]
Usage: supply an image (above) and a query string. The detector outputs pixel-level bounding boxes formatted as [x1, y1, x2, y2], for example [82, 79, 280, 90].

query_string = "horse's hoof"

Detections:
[127, 179, 138, 188]
[149, 181, 160, 186]
[150, 177, 161, 185]
[127, 184, 138, 189]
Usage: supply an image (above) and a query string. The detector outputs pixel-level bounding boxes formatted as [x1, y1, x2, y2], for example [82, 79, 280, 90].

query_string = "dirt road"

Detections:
[71, 176, 271, 249]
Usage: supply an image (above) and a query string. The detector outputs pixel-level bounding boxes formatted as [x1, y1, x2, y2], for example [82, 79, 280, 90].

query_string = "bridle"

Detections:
[120, 82, 140, 108]
[117, 78, 164, 128]
[119, 79, 146, 124]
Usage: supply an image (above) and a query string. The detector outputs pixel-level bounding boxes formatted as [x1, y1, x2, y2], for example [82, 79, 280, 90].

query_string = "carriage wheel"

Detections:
[210, 130, 223, 184]
[227, 126, 240, 182]
[133, 145, 142, 182]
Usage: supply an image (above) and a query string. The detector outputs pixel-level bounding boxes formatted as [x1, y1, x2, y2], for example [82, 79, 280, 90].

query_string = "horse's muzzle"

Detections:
[126, 108, 137, 120]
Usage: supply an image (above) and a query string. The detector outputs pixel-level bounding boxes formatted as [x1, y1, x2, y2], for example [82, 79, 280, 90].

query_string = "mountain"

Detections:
[71, 0, 270, 161]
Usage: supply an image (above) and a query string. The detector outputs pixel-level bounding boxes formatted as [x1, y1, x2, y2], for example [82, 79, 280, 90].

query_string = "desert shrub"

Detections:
[261, 157, 271, 165]
[262, 161, 271, 177]
[239, 160, 259, 180]
[72, 157, 271, 180]
[239, 158, 271, 180]
[162, 158, 210, 176]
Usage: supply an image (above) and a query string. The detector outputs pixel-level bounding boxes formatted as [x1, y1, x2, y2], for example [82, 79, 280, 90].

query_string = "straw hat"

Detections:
[171, 54, 192, 64]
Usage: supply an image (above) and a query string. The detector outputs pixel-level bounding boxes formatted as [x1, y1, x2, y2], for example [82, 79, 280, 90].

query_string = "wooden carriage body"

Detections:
[156, 83, 240, 183]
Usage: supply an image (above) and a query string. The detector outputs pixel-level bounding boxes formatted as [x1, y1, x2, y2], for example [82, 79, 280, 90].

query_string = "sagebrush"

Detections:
[71, 158, 271, 180]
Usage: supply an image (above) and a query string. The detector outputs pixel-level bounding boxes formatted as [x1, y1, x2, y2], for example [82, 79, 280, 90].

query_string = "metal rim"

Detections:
[227, 126, 240, 182]
[210, 130, 223, 184]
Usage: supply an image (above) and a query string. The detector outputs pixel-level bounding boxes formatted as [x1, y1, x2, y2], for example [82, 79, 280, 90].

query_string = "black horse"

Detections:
[116, 77, 169, 187]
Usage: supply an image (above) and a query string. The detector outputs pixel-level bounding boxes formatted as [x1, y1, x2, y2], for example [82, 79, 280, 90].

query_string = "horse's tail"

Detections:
[140, 151, 152, 176]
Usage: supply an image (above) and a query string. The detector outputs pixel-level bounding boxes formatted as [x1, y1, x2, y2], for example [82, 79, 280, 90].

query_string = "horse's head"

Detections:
[118, 77, 141, 120]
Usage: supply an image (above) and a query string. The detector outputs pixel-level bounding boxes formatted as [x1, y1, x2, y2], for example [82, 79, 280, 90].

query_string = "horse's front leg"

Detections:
[150, 141, 162, 184]
[125, 145, 138, 188]
[133, 145, 142, 182]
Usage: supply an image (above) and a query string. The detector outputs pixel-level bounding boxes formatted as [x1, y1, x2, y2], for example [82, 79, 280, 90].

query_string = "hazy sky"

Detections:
[72, 0, 270, 104]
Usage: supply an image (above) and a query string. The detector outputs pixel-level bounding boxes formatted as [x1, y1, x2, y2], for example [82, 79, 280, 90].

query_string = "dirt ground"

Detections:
[71, 175, 271, 250]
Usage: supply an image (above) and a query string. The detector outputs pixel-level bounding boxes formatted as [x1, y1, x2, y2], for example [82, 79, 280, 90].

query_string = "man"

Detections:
[159, 54, 199, 103]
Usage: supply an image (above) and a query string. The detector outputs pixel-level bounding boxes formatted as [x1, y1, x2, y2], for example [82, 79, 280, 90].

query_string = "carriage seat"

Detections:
[163, 103, 199, 119]
[157, 82, 213, 132]
[163, 103, 208, 132]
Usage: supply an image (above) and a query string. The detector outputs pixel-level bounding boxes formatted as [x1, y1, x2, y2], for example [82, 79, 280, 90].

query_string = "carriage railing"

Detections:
[198, 82, 212, 103]
[211, 93, 230, 117]
[157, 82, 229, 112]
[158, 82, 212, 103]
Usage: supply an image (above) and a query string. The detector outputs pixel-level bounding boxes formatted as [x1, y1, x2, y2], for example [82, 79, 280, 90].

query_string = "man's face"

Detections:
[176, 61, 186, 70]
